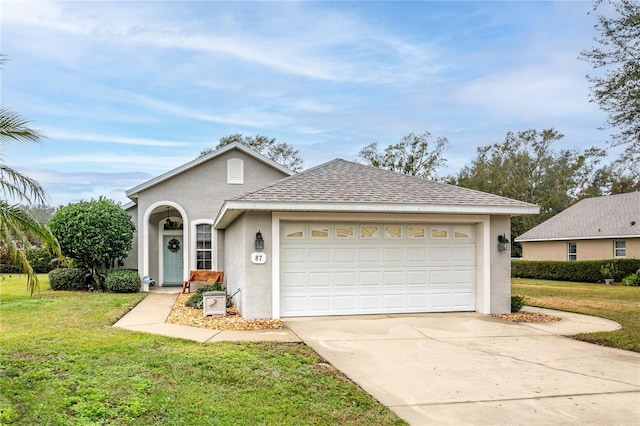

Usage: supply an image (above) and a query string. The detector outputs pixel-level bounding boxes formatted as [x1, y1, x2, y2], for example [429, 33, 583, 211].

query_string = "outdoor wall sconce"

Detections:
[498, 234, 511, 252]
[255, 230, 264, 250]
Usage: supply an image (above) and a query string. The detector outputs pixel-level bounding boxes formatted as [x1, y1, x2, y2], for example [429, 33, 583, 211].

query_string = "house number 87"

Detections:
[251, 252, 266, 264]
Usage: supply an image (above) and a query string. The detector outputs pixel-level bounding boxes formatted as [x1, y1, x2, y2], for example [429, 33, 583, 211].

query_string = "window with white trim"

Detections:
[567, 242, 577, 261]
[196, 224, 212, 269]
[614, 240, 626, 258]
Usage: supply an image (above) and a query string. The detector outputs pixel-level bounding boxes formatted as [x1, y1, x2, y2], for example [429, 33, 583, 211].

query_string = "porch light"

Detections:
[255, 230, 264, 250]
[164, 207, 173, 230]
[498, 234, 511, 252]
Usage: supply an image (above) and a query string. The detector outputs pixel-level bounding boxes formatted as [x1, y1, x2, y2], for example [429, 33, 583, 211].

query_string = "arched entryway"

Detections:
[142, 202, 189, 286]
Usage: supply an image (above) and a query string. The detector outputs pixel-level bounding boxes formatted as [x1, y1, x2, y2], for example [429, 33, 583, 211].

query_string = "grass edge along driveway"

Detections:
[0, 274, 405, 425]
[513, 278, 640, 353]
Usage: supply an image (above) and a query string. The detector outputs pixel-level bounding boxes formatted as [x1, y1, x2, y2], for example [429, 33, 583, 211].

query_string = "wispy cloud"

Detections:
[45, 130, 191, 148]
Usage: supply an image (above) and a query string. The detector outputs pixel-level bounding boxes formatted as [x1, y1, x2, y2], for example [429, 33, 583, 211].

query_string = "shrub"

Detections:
[48, 268, 88, 291]
[185, 284, 224, 309]
[511, 295, 528, 313]
[49, 198, 135, 290]
[105, 269, 141, 293]
[512, 259, 640, 282]
[27, 246, 56, 273]
[622, 270, 640, 287]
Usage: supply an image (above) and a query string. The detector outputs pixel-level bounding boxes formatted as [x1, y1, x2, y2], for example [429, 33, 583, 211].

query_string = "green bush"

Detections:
[48, 268, 88, 291]
[185, 284, 224, 309]
[512, 259, 640, 283]
[104, 269, 141, 293]
[622, 271, 640, 287]
[27, 246, 56, 273]
[511, 295, 528, 312]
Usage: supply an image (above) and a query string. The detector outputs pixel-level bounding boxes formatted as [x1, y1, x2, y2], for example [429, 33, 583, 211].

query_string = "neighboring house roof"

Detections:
[125, 142, 294, 200]
[516, 191, 640, 242]
[215, 159, 539, 228]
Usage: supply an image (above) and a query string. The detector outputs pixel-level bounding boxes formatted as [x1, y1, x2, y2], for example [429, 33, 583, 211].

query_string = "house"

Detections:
[123, 142, 538, 319]
[515, 192, 640, 261]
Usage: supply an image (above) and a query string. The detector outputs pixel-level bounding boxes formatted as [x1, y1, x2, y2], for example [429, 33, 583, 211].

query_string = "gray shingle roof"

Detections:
[232, 159, 536, 208]
[516, 191, 640, 241]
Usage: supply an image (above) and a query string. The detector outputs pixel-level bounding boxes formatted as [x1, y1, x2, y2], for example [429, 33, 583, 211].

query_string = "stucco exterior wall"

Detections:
[522, 238, 640, 261]
[489, 216, 512, 314]
[122, 205, 138, 270]
[224, 212, 273, 319]
[130, 148, 288, 283]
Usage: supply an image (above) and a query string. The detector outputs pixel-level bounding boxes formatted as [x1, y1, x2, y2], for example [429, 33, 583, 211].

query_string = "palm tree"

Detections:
[1, 106, 62, 295]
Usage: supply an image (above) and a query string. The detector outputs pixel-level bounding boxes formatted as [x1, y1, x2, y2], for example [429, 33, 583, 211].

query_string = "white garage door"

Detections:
[280, 223, 476, 317]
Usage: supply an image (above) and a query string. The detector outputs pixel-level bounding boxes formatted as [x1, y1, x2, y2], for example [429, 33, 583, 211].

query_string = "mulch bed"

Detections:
[166, 293, 284, 331]
[492, 311, 561, 323]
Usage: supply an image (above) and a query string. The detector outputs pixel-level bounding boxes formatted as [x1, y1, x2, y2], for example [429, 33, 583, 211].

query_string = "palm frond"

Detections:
[0, 164, 48, 204]
[0, 107, 43, 144]
[0, 201, 62, 296]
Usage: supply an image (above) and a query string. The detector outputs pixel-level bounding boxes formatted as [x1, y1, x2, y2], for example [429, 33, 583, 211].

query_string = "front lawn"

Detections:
[0, 274, 404, 425]
[512, 278, 640, 352]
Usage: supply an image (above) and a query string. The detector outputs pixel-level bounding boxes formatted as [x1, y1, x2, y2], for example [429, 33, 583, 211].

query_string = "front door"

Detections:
[163, 235, 183, 284]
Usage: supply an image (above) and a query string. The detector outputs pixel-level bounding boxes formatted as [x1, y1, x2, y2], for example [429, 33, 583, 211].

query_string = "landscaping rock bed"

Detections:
[492, 311, 561, 323]
[166, 294, 284, 330]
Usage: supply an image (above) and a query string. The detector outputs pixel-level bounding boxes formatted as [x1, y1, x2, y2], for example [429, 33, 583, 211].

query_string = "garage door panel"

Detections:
[383, 247, 404, 262]
[335, 295, 357, 311]
[431, 292, 452, 309]
[383, 271, 403, 286]
[282, 248, 305, 264]
[453, 292, 473, 309]
[309, 272, 331, 288]
[282, 272, 305, 289]
[430, 270, 450, 286]
[309, 248, 331, 263]
[383, 294, 404, 309]
[407, 247, 427, 262]
[407, 270, 427, 285]
[452, 246, 474, 263]
[359, 248, 380, 262]
[407, 293, 428, 308]
[281, 223, 475, 317]
[335, 248, 355, 262]
[359, 271, 380, 286]
[429, 247, 450, 262]
[360, 295, 381, 310]
[335, 271, 356, 287]
[309, 296, 331, 312]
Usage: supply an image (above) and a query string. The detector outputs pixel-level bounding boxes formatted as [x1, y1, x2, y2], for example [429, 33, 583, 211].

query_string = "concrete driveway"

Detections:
[285, 309, 640, 426]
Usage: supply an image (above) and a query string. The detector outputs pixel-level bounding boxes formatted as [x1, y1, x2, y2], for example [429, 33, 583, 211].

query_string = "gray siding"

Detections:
[490, 215, 511, 314]
[224, 212, 273, 319]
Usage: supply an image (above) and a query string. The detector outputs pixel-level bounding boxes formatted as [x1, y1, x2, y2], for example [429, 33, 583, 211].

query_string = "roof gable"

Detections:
[516, 191, 640, 241]
[125, 142, 293, 199]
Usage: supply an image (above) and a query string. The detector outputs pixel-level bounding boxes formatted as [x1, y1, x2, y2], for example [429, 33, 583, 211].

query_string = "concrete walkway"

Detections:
[114, 289, 640, 425]
[112, 288, 300, 343]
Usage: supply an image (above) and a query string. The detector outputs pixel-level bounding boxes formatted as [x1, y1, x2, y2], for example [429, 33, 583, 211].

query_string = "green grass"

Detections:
[513, 278, 640, 352]
[0, 274, 404, 425]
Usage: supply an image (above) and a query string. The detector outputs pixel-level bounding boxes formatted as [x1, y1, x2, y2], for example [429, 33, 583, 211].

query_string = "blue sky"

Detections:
[2, 0, 617, 207]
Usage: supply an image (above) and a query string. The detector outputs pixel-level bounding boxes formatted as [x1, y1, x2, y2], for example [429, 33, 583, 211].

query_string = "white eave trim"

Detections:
[214, 200, 539, 229]
[517, 234, 640, 242]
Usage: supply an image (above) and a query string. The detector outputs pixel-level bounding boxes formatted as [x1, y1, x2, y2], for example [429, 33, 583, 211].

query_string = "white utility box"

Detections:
[203, 291, 226, 317]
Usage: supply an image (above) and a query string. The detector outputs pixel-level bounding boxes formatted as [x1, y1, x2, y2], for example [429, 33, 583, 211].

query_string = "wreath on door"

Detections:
[167, 238, 181, 253]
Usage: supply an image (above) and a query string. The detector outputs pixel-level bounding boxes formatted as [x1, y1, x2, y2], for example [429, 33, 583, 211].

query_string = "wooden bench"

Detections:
[182, 270, 224, 294]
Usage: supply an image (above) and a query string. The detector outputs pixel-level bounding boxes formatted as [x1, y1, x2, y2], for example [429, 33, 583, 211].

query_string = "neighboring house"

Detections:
[516, 192, 640, 261]
[123, 142, 538, 319]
